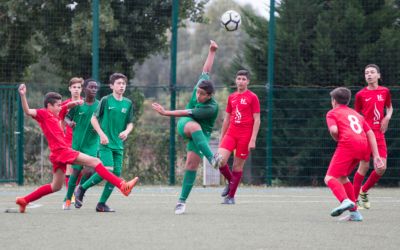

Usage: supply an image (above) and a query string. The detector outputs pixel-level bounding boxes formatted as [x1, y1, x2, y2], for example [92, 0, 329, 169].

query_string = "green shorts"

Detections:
[98, 147, 123, 170]
[177, 117, 210, 158]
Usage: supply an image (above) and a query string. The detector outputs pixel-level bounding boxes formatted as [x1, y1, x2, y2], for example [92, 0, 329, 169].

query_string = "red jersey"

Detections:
[326, 105, 371, 149]
[354, 86, 391, 137]
[33, 109, 69, 152]
[226, 90, 260, 131]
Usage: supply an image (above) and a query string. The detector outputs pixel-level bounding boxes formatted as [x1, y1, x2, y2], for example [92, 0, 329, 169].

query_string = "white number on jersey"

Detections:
[348, 115, 362, 134]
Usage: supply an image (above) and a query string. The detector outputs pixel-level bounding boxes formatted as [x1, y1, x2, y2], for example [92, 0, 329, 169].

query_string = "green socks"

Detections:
[179, 170, 197, 202]
[82, 173, 103, 190]
[191, 130, 213, 163]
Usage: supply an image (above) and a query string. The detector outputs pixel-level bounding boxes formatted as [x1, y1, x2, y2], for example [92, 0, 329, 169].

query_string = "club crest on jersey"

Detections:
[121, 108, 127, 113]
[240, 98, 247, 105]
[377, 94, 384, 101]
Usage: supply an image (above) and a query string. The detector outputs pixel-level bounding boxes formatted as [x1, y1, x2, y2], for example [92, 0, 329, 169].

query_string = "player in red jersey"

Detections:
[353, 64, 393, 209]
[214, 70, 260, 204]
[15, 84, 138, 213]
[58, 77, 83, 188]
[325, 87, 383, 221]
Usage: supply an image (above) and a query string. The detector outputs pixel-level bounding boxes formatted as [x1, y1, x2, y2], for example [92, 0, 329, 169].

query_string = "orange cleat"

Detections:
[16, 197, 28, 213]
[120, 177, 139, 196]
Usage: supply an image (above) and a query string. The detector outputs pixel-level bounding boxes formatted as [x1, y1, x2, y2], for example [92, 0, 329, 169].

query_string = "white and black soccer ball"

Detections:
[220, 10, 241, 32]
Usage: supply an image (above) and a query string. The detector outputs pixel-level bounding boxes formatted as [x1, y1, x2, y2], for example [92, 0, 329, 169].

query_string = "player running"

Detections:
[325, 87, 383, 221]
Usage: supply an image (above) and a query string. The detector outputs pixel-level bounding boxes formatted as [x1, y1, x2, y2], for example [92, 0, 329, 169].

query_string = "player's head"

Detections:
[235, 70, 250, 92]
[109, 73, 128, 96]
[83, 78, 99, 98]
[68, 77, 83, 99]
[364, 64, 381, 85]
[330, 87, 351, 107]
[196, 80, 215, 103]
[44, 92, 62, 115]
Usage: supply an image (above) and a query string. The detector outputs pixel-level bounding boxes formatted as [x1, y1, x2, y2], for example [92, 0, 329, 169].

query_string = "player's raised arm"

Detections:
[151, 102, 190, 117]
[202, 40, 218, 74]
[18, 84, 37, 117]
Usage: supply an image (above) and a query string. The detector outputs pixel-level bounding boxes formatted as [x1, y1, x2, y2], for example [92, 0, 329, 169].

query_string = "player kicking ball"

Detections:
[325, 87, 383, 221]
[152, 40, 221, 215]
[15, 84, 138, 213]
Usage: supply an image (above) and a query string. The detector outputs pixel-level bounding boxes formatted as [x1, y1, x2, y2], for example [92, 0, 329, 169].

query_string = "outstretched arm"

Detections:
[202, 40, 218, 73]
[152, 103, 190, 117]
[18, 84, 37, 117]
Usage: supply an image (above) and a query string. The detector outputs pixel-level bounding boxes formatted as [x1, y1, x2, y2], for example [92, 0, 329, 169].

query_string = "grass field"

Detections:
[1, 185, 400, 250]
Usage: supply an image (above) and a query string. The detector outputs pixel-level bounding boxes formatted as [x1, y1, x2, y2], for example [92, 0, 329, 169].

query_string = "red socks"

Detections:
[65, 175, 70, 188]
[95, 163, 122, 189]
[343, 181, 357, 211]
[362, 170, 381, 193]
[353, 172, 365, 199]
[327, 178, 347, 202]
[228, 171, 243, 198]
[219, 164, 232, 182]
[24, 184, 53, 203]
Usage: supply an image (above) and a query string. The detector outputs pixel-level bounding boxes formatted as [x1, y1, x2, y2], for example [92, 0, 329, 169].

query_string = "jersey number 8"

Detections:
[348, 115, 362, 134]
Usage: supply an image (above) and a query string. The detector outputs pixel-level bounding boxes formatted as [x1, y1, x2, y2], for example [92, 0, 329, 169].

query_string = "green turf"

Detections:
[1, 186, 400, 249]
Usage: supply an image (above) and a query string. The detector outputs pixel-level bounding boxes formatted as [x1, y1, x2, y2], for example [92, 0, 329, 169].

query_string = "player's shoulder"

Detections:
[377, 85, 390, 92]
[122, 96, 132, 104]
[61, 98, 72, 105]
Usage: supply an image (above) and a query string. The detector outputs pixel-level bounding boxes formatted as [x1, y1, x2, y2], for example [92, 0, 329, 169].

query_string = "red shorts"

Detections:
[220, 130, 252, 159]
[49, 148, 80, 173]
[326, 145, 370, 178]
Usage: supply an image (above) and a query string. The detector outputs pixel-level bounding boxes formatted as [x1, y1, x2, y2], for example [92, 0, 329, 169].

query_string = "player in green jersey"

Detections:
[75, 73, 136, 212]
[152, 40, 222, 215]
[62, 79, 99, 210]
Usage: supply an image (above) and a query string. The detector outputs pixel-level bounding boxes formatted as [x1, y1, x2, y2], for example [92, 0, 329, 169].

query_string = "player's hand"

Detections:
[209, 40, 218, 52]
[119, 131, 129, 141]
[248, 140, 256, 150]
[67, 100, 84, 109]
[374, 156, 384, 170]
[67, 121, 76, 129]
[152, 103, 166, 115]
[100, 134, 109, 145]
[18, 84, 27, 95]
[380, 116, 390, 133]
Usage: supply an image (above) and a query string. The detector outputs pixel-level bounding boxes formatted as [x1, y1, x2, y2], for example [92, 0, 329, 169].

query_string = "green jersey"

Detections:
[184, 72, 219, 137]
[95, 94, 134, 150]
[67, 99, 100, 156]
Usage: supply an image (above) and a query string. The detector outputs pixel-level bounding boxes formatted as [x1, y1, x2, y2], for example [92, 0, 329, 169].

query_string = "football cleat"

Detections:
[174, 202, 186, 215]
[330, 198, 355, 217]
[120, 177, 139, 196]
[16, 197, 28, 213]
[96, 203, 115, 212]
[359, 191, 370, 209]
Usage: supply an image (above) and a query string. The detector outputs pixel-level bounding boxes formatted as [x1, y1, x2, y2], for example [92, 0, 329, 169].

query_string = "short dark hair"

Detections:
[69, 77, 83, 87]
[198, 80, 215, 95]
[109, 73, 128, 85]
[330, 87, 351, 105]
[236, 70, 250, 79]
[44, 92, 62, 107]
[365, 64, 380, 73]
[83, 78, 98, 88]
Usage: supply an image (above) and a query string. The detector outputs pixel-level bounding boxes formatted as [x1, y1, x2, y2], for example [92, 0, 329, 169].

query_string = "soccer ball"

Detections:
[220, 10, 241, 32]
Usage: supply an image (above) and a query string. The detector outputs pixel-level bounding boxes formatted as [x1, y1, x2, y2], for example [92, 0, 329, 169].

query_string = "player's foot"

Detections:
[63, 199, 72, 210]
[16, 197, 28, 213]
[356, 200, 364, 210]
[221, 196, 235, 205]
[221, 183, 230, 197]
[71, 194, 76, 205]
[120, 177, 139, 196]
[74, 185, 86, 208]
[96, 202, 115, 212]
[174, 202, 186, 215]
[339, 210, 363, 222]
[359, 191, 370, 209]
[330, 198, 355, 217]
[211, 153, 223, 169]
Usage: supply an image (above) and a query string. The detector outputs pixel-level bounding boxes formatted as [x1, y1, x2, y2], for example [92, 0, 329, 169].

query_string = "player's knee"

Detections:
[324, 176, 331, 185]
[51, 183, 62, 192]
[376, 167, 386, 176]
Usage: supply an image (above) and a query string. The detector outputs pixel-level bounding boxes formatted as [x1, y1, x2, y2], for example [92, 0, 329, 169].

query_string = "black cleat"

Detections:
[96, 203, 115, 212]
[74, 185, 86, 209]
